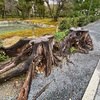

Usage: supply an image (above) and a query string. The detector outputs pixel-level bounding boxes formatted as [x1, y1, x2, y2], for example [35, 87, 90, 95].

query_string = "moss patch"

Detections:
[34, 27, 56, 36]
[0, 27, 56, 39]
[26, 18, 58, 26]
[0, 30, 32, 40]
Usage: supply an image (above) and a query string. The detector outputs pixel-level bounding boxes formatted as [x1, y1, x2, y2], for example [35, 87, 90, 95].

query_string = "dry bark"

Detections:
[33, 80, 54, 100]
[0, 35, 55, 83]
[0, 28, 93, 99]
[17, 64, 33, 100]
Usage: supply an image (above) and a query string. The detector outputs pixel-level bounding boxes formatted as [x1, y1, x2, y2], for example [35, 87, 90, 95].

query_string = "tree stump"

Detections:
[0, 27, 93, 100]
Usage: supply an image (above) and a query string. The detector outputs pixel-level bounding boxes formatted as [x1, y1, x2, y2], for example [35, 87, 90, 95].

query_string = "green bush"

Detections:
[0, 51, 8, 62]
[88, 15, 95, 22]
[88, 15, 100, 23]
[77, 16, 87, 26]
[59, 19, 72, 31]
[59, 20, 67, 31]
[59, 17, 79, 31]
[54, 30, 69, 42]
[59, 16, 88, 31]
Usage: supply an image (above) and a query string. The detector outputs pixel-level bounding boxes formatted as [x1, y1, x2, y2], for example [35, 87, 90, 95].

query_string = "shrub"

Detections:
[0, 51, 8, 62]
[54, 30, 69, 42]
[59, 16, 88, 31]
[59, 20, 67, 31]
[88, 15, 100, 23]
[59, 18, 79, 31]
[88, 15, 95, 22]
[77, 16, 87, 27]
[0, 38, 8, 61]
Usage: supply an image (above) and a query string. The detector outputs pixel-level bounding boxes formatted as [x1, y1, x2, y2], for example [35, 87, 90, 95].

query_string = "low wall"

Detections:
[0, 20, 54, 28]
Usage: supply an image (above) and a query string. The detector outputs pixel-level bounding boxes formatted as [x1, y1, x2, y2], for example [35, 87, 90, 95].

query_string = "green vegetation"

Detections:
[59, 16, 84, 31]
[59, 15, 100, 31]
[70, 47, 76, 53]
[54, 30, 69, 42]
[0, 38, 8, 61]
[0, 0, 99, 21]
[0, 51, 8, 62]
[0, 0, 99, 48]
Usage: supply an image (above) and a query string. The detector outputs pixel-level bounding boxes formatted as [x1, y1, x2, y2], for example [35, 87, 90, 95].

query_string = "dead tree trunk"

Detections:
[59, 28, 93, 59]
[18, 64, 33, 100]
[0, 35, 60, 83]
[0, 28, 93, 99]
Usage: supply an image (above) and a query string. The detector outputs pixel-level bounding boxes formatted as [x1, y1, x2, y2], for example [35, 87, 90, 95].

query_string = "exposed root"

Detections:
[0, 28, 93, 99]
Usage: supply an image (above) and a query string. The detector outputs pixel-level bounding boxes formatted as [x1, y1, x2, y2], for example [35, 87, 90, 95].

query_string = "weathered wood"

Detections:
[0, 42, 39, 83]
[43, 40, 52, 76]
[0, 43, 32, 74]
[18, 64, 33, 100]
[33, 80, 54, 100]
[59, 28, 93, 58]
[0, 29, 93, 99]
[0, 35, 54, 83]
[0, 38, 32, 57]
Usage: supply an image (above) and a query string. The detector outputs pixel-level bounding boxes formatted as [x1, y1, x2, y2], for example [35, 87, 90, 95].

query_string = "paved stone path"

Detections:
[95, 82, 100, 100]
[84, 20, 100, 100]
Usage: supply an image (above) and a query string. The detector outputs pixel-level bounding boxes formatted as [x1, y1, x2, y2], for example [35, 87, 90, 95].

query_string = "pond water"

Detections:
[0, 23, 33, 34]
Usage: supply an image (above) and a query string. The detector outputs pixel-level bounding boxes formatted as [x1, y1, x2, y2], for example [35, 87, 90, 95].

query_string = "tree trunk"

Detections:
[44, 0, 53, 18]
[0, 35, 59, 83]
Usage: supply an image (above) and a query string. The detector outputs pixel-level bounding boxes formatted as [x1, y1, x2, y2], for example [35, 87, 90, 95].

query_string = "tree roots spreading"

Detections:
[0, 27, 93, 100]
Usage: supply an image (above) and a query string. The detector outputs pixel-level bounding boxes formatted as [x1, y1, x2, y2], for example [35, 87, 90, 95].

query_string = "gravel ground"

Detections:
[0, 20, 100, 100]
[29, 20, 100, 100]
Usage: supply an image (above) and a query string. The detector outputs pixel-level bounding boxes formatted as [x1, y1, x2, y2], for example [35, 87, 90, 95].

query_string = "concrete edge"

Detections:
[82, 59, 100, 100]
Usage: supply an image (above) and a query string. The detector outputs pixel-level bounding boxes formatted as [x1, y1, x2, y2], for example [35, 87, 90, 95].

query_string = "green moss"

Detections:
[70, 47, 76, 53]
[0, 30, 32, 39]
[34, 27, 56, 36]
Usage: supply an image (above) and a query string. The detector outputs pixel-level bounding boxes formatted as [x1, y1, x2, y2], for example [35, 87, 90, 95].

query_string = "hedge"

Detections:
[59, 15, 100, 31]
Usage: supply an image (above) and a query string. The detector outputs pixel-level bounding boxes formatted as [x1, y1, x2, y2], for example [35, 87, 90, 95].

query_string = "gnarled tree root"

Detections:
[0, 28, 93, 99]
